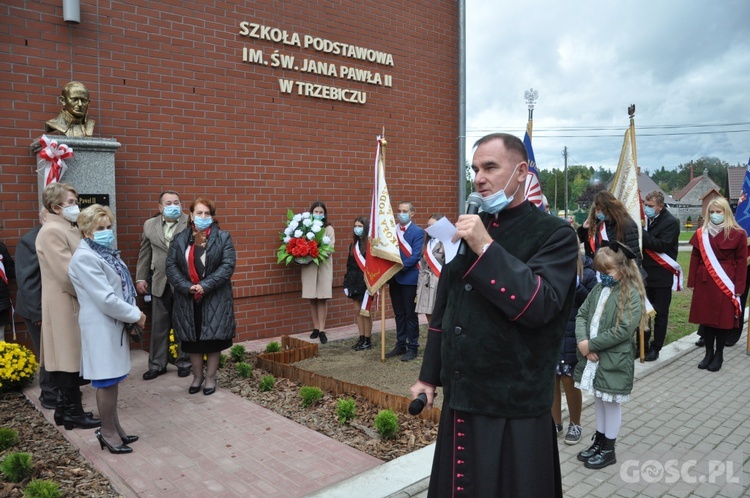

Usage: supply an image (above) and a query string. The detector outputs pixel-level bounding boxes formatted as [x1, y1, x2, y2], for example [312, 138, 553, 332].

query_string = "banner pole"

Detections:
[381, 285, 387, 362]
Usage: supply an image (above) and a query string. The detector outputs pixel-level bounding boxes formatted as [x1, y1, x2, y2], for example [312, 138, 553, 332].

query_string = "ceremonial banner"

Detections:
[611, 128, 642, 247]
[365, 136, 403, 294]
[523, 126, 544, 209]
[734, 157, 750, 234]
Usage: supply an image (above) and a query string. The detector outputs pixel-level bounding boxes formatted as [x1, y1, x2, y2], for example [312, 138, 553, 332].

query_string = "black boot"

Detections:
[577, 431, 604, 462]
[585, 437, 616, 469]
[351, 336, 365, 350]
[707, 350, 723, 371]
[61, 388, 101, 430]
[698, 330, 715, 369]
[355, 337, 372, 351]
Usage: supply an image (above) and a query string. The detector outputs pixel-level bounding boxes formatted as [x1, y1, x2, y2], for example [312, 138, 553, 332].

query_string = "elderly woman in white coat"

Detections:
[69, 205, 146, 454]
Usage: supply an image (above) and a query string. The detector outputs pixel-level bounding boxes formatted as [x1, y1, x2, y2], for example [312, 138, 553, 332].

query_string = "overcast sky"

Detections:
[465, 0, 750, 173]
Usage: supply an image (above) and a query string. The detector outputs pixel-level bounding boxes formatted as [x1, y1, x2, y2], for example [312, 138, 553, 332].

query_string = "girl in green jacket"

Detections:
[574, 242, 647, 470]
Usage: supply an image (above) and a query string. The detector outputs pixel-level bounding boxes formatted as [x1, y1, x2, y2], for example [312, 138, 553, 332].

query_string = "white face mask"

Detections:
[61, 204, 80, 223]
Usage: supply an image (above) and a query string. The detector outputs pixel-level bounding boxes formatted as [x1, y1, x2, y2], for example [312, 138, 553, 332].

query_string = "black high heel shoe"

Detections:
[203, 379, 217, 396]
[96, 432, 133, 454]
[188, 377, 205, 395]
[96, 429, 138, 445]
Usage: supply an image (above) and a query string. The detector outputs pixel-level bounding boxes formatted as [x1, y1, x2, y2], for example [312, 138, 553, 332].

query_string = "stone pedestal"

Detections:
[31, 136, 122, 241]
[30, 136, 121, 213]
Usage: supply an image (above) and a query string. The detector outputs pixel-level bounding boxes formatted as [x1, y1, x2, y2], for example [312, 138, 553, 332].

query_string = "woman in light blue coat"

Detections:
[69, 205, 146, 454]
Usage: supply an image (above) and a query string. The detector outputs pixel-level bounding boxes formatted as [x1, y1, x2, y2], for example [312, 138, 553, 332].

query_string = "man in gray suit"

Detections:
[136, 191, 191, 380]
[16, 209, 58, 407]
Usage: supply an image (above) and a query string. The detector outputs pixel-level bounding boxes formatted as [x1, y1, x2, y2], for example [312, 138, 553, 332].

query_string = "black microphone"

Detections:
[457, 192, 484, 257]
[409, 393, 428, 415]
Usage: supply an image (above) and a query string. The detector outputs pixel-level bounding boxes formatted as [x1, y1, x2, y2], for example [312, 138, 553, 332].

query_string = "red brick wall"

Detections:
[0, 0, 460, 343]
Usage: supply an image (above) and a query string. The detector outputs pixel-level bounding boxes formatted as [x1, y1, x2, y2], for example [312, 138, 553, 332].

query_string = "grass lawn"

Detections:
[662, 250, 695, 346]
[678, 230, 695, 242]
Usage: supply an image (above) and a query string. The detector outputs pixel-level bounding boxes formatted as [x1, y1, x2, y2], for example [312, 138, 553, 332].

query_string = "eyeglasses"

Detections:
[58, 200, 80, 207]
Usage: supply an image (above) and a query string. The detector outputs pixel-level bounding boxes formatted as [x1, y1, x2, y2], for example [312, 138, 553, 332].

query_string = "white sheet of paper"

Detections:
[425, 217, 460, 264]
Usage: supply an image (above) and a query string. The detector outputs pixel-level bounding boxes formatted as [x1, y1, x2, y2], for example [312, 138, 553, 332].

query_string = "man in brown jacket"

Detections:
[136, 191, 191, 380]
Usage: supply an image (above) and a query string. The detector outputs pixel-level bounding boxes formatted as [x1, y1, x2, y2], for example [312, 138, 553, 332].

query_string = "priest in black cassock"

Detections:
[411, 133, 579, 497]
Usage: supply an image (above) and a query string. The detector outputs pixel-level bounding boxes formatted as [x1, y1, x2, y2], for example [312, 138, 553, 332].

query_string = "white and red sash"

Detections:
[353, 242, 374, 316]
[696, 227, 742, 317]
[589, 222, 608, 254]
[396, 226, 413, 258]
[0, 254, 7, 284]
[423, 240, 442, 278]
[644, 249, 683, 291]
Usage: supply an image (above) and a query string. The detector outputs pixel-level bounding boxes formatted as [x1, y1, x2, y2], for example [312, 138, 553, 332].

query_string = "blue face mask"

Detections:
[313, 214, 325, 221]
[481, 164, 520, 214]
[353, 227, 364, 237]
[644, 206, 656, 219]
[710, 213, 724, 225]
[600, 274, 618, 287]
[596, 212, 607, 222]
[93, 229, 115, 248]
[398, 213, 411, 224]
[193, 216, 212, 231]
[163, 204, 181, 220]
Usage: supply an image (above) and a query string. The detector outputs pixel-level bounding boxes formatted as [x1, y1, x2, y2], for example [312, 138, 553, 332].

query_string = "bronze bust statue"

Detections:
[45, 81, 95, 137]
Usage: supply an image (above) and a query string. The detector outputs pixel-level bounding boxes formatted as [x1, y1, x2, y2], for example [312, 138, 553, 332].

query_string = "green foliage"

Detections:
[259, 375, 276, 392]
[219, 354, 227, 368]
[374, 409, 399, 439]
[23, 479, 61, 498]
[1, 452, 32, 483]
[265, 341, 281, 353]
[235, 362, 252, 378]
[336, 398, 357, 424]
[229, 344, 246, 363]
[299, 386, 323, 407]
[0, 427, 20, 450]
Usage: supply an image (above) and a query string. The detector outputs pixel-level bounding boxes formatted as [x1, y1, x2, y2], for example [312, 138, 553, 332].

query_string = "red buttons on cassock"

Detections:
[510, 295, 516, 300]
[457, 486, 464, 491]
[500, 288, 506, 293]
[457, 459, 465, 464]
[490, 279, 496, 285]
[457, 473, 464, 478]
[457, 432, 465, 437]
[457, 446, 465, 450]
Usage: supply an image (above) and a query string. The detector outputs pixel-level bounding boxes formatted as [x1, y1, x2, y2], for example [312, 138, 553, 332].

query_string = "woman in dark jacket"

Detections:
[343, 216, 372, 350]
[577, 191, 643, 270]
[166, 198, 236, 396]
[552, 253, 597, 444]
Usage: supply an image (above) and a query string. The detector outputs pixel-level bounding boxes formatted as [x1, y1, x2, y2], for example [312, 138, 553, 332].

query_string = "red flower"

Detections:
[310, 243, 319, 258]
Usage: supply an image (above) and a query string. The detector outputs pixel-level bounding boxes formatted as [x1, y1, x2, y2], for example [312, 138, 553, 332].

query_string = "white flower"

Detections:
[312, 219, 323, 227]
[293, 214, 302, 222]
[289, 220, 299, 231]
[294, 230, 303, 238]
[311, 225, 321, 233]
[284, 227, 293, 236]
[302, 218, 313, 227]
[306, 232, 315, 240]
[301, 212, 311, 219]
[283, 236, 291, 243]
[322, 236, 331, 245]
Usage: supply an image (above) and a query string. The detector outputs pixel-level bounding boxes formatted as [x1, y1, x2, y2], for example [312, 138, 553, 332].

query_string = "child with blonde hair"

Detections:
[574, 241, 647, 469]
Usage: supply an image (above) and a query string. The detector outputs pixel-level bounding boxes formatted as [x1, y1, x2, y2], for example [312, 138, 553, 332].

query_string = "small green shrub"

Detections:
[374, 410, 399, 440]
[0, 451, 33, 483]
[259, 375, 276, 392]
[0, 427, 20, 450]
[265, 341, 281, 353]
[219, 353, 227, 368]
[229, 344, 246, 363]
[336, 398, 356, 424]
[24, 479, 61, 498]
[235, 362, 252, 378]
[299, 386, 323, 407]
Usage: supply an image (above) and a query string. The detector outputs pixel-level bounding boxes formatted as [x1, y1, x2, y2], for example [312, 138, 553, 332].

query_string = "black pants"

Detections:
[388, 281, 419, 353]
[23, 316, 56, 400]
[646, 286, 673, 351]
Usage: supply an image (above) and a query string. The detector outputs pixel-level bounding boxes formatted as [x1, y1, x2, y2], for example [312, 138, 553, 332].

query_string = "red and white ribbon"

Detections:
[644, 249, 683, 291]
[589, 222, 608, 254]
[696, 228, 742, 317]
[36, 135, 73, 185]
[423, 240, 442, 278]
[396, 227, 413, 258]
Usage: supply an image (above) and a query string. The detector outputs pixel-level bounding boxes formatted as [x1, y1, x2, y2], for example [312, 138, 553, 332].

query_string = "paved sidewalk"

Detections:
[23, 321, 392, 498]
